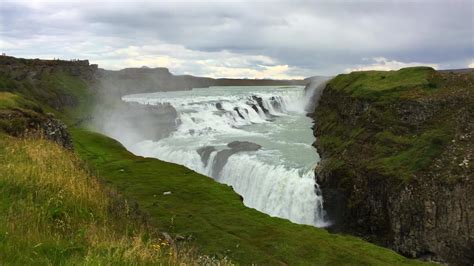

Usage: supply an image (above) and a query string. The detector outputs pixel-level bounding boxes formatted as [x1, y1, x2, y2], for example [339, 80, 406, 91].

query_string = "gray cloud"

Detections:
[1, 0, 472, 77]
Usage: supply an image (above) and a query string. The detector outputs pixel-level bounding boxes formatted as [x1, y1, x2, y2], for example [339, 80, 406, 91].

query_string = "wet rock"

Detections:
[227, 141, 262, 151]
[197, 146, 216, 166]
[252, 96, 269, 114]
[234, 107, 245, 119]
[212, 141, 262, 178]
[251, 104, 259, 113]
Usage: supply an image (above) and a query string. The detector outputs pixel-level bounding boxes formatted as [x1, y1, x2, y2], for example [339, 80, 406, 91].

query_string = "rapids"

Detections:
[122, 85, 329, 227]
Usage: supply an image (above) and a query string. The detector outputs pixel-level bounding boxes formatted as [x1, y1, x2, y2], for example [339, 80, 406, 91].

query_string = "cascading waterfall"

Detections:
[123, 85, 330, 227]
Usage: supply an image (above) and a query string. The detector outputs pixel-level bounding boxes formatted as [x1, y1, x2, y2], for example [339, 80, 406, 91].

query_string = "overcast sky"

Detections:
[1, 0, 473, 78]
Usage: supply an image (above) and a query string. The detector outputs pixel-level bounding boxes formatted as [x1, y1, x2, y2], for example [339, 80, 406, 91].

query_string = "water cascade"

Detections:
[122, 86, 329, 227]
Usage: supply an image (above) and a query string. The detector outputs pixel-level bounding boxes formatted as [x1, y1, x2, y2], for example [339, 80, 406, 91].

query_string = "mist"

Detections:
[89, 65, 312, 148]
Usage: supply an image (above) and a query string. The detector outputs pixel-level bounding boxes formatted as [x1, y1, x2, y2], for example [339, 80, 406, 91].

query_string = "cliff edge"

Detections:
[312, 67, 473, 265]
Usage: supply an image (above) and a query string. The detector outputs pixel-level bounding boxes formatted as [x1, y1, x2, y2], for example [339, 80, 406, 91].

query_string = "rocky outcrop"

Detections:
[0, 109, 73, 149]
[312, 68, 473, 265]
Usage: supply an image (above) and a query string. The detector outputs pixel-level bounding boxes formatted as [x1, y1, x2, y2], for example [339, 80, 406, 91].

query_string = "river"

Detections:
[122, 85, 329, 227]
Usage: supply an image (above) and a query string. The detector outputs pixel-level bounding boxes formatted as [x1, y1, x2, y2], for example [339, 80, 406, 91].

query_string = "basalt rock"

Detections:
[204, 141, 262, 178]
[252, 96, 269, 114]
[312, 69, 474, 265]
[227, 141, 262, 152]
[197, 146, 216, 167]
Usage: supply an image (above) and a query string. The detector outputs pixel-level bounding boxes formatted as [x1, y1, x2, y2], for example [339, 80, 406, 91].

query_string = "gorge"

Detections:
[0, 56, 472, 265]
[105, 85, 330, 227]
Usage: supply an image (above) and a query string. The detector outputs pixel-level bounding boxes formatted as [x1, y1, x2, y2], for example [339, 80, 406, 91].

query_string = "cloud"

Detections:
[348, 57, 439, 72]
[201, 64, 303, 79]
[469, 61, 474, 68]
[87, 43, 301, 79]
[1, 0, 473, 77]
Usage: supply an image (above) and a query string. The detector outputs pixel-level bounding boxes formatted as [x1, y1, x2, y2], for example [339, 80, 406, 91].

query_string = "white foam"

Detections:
[123, 86, 330, 227]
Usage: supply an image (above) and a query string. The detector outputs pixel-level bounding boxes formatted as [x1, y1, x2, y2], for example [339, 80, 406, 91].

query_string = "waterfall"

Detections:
[218, 154, 327, 227]
[123, 86, 330, 227]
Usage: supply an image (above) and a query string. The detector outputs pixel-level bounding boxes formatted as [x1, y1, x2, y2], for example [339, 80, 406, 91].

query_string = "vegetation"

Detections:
[0, 92, 41, 111]
[0, 135, 188, 264]
[0, 69, 95, 124]
[70, 128, 427, 265]
[329, 67, 437, 100]
[0, 58, 434, 264]
[315, 67, 473, 183]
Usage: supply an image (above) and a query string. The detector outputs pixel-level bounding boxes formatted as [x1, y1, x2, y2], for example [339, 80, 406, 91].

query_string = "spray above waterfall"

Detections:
[121, 85, 330, 227]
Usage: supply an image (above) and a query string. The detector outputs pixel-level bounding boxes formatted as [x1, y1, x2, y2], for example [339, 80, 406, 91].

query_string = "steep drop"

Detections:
[123, 86, 329, 227]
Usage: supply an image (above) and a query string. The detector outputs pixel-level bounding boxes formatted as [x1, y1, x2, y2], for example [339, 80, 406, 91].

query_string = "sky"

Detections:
[1, 0, 473, 79]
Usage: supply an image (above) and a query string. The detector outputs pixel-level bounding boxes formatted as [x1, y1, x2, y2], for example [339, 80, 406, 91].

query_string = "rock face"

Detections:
[312, 68, 473, 265]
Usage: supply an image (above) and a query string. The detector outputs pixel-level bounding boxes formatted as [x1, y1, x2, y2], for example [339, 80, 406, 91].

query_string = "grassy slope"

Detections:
[71, 128, 426, 265]
[0, 92, 229, 264]
[0, 70, 94, 124]
[0, 135, 185, 265]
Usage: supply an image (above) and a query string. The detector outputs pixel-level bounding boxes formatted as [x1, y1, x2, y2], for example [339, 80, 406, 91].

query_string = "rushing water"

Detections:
[122, 85, 329, 227]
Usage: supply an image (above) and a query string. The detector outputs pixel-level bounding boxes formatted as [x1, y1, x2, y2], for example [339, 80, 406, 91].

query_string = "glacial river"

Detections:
[122, 85, 329, 227]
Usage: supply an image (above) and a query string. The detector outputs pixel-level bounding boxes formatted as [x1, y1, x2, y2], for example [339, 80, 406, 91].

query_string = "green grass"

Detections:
[0, 70, 95, 124]
[0, 134, 231, 265]
[70, 127, 427, 265]
[329, 67, 436, 100]
[370, 129, 451, 181]
[314, 67, 470, 183]
[0, 92, 42, 111]
[0, 92, 21, 109]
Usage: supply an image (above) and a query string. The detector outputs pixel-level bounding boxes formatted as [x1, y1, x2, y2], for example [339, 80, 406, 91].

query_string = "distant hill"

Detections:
[99, 66, 310, 96]
[0, 55, 311, 97]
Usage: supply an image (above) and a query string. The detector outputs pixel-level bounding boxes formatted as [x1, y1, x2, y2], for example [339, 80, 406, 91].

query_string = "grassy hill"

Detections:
[0, 57, 431, 264]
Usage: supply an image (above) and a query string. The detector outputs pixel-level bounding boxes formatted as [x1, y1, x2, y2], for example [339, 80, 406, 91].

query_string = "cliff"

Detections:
[312, 67, 473, 265]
